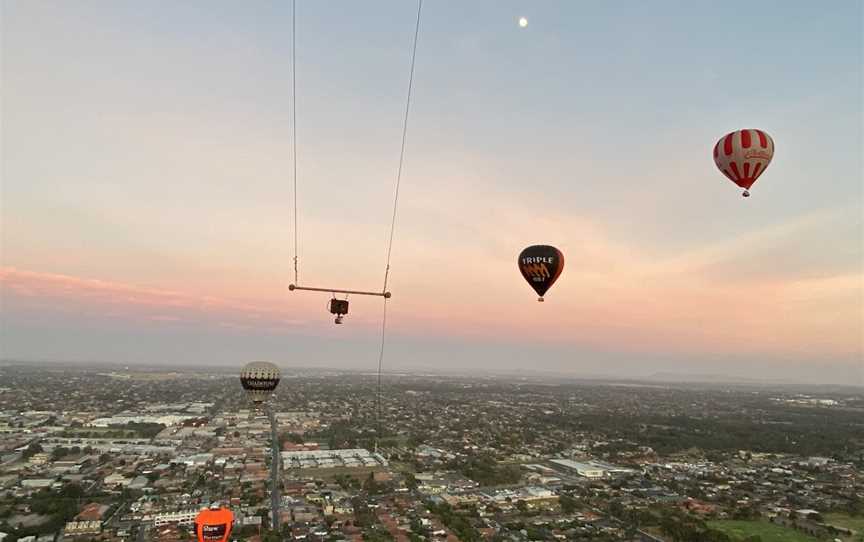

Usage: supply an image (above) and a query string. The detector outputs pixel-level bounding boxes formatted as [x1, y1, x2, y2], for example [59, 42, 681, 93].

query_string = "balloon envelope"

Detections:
[240, 361, 281, 404]
[713, 129, 774, 191]
[518, 245, 564, 300]
[195, 507, 233, 542]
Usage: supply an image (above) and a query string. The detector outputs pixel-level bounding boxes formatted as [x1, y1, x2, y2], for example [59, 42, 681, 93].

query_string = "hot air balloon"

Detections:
[713, 129, 774, 197]
[194, 505, 234, 542]
[518, 245, 564, 302]
[240, 361, 281, 405]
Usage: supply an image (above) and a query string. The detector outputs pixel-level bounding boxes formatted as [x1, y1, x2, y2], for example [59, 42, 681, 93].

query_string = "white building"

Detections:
[29, 453, 50, 466]
[524, 487, 555, 500]
[238, 515, 262, 526]
[281, 449, 388, 470]
[64, 521, 101, 537]
[173, 453, 214, 467]
[104, 473, 133, 488]
[21, 479, 54, 489]
[87, 414, 196, 427]
[154, 509, 198, 527]
[550, 459, 606, 478]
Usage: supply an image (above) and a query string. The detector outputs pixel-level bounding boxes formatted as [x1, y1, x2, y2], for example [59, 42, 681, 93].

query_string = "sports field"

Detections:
[707, 520, 816, 542]
[823, 513, 864, 541]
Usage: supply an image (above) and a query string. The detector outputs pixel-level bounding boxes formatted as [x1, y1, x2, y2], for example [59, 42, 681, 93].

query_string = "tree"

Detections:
[455, 454, 521, 486]
[363, 472, 383, 495]
[559, 494, 577, 515]
[732, 506, 758, 520]
[608, 500, 625, 518]
[22, 442, 43, 459]
[51, 446, 69, 461]
[845, 495, 863, 516]
[403, 472, 418, 491]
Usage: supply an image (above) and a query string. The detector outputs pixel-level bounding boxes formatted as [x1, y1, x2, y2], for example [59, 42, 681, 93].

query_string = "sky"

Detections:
[1, 1, 862, 385]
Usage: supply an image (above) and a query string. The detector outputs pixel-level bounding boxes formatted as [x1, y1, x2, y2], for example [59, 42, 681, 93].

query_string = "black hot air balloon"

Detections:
[240, 361, 281, 405]
[518, 245, 564, 302]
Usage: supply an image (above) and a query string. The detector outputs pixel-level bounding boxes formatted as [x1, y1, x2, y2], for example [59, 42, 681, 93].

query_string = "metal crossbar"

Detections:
[288, 284, 391, 298]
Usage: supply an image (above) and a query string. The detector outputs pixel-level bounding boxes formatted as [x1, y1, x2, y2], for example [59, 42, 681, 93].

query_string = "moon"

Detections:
[518, 17, 528, 28]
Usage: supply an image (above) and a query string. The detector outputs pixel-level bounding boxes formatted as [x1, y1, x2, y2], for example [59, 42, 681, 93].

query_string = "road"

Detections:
[268, 407, 281, 532]
[586, 504, 665, 542]
[135, 520, 152, 542]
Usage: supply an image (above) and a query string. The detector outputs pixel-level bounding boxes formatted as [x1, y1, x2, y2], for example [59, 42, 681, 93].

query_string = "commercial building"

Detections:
[28, 453, 50, 466]
[550, 458, 635, 478]
[20, 479, 55, 489]
[153, 509, 198, 527]
[87, 414, 197, 427]
[549, 459, 607, 478]
[63, 521, 102, 537]
[281, 449, 388, 470]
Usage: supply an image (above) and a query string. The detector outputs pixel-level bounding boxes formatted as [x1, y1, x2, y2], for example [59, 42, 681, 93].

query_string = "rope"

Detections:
[292, 0, 299, 285]
[382, 0, 423, 293]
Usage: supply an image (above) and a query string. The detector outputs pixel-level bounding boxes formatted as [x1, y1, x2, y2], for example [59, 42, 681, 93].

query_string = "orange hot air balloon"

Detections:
[194, 506, 234, 542]
[713, 129, 775, 197]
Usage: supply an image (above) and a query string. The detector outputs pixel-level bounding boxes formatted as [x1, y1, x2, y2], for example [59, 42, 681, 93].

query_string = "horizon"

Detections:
[2, 357, 862, 390]
[1, 1, 862, 386]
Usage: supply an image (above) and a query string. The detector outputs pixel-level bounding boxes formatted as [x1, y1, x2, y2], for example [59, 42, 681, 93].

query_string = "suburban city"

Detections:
[0, 364, 861, 542]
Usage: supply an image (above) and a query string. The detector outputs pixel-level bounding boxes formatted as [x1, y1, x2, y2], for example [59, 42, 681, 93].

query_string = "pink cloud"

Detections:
[378, 192, 862, 361]
[0, 267, 310, 332]
[1, 196, 861, 364]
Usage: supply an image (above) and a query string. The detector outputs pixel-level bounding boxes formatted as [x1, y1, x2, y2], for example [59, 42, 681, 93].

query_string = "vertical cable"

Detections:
[376, 0, 423, 454]
[382, 0, 423, 293]
[292, 0, 299, 285]
[375, 298, 388, 452]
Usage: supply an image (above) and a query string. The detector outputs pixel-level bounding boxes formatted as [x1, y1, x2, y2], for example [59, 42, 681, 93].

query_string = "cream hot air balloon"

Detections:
[239, 361, 280, 405]
[713, 129, 775, 197]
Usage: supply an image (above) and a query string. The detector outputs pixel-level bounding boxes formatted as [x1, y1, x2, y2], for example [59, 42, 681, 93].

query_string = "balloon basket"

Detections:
[538, 297, 544, 302]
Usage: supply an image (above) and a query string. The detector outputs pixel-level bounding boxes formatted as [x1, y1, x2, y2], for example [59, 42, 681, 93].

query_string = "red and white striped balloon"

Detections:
[713, 129, 774, 197]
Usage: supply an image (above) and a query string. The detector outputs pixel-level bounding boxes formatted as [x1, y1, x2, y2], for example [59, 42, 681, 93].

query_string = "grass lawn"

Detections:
[823, 513, 864, 541]
[707, 520, 816, 542]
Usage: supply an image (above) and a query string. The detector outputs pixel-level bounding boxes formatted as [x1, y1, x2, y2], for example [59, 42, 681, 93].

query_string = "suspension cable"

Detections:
[285, 1, 422, 451]
[292, 0, 299, 285]
[376, 0, 423, 451]
[382, 0, 423, 293]
[375, 297, 389, 450]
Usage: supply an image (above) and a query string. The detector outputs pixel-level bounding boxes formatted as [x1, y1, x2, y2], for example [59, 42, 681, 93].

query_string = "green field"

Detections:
[641, 526, 668, 540]
[824, 513, 864, 541]
[707, 520, 816, 542]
